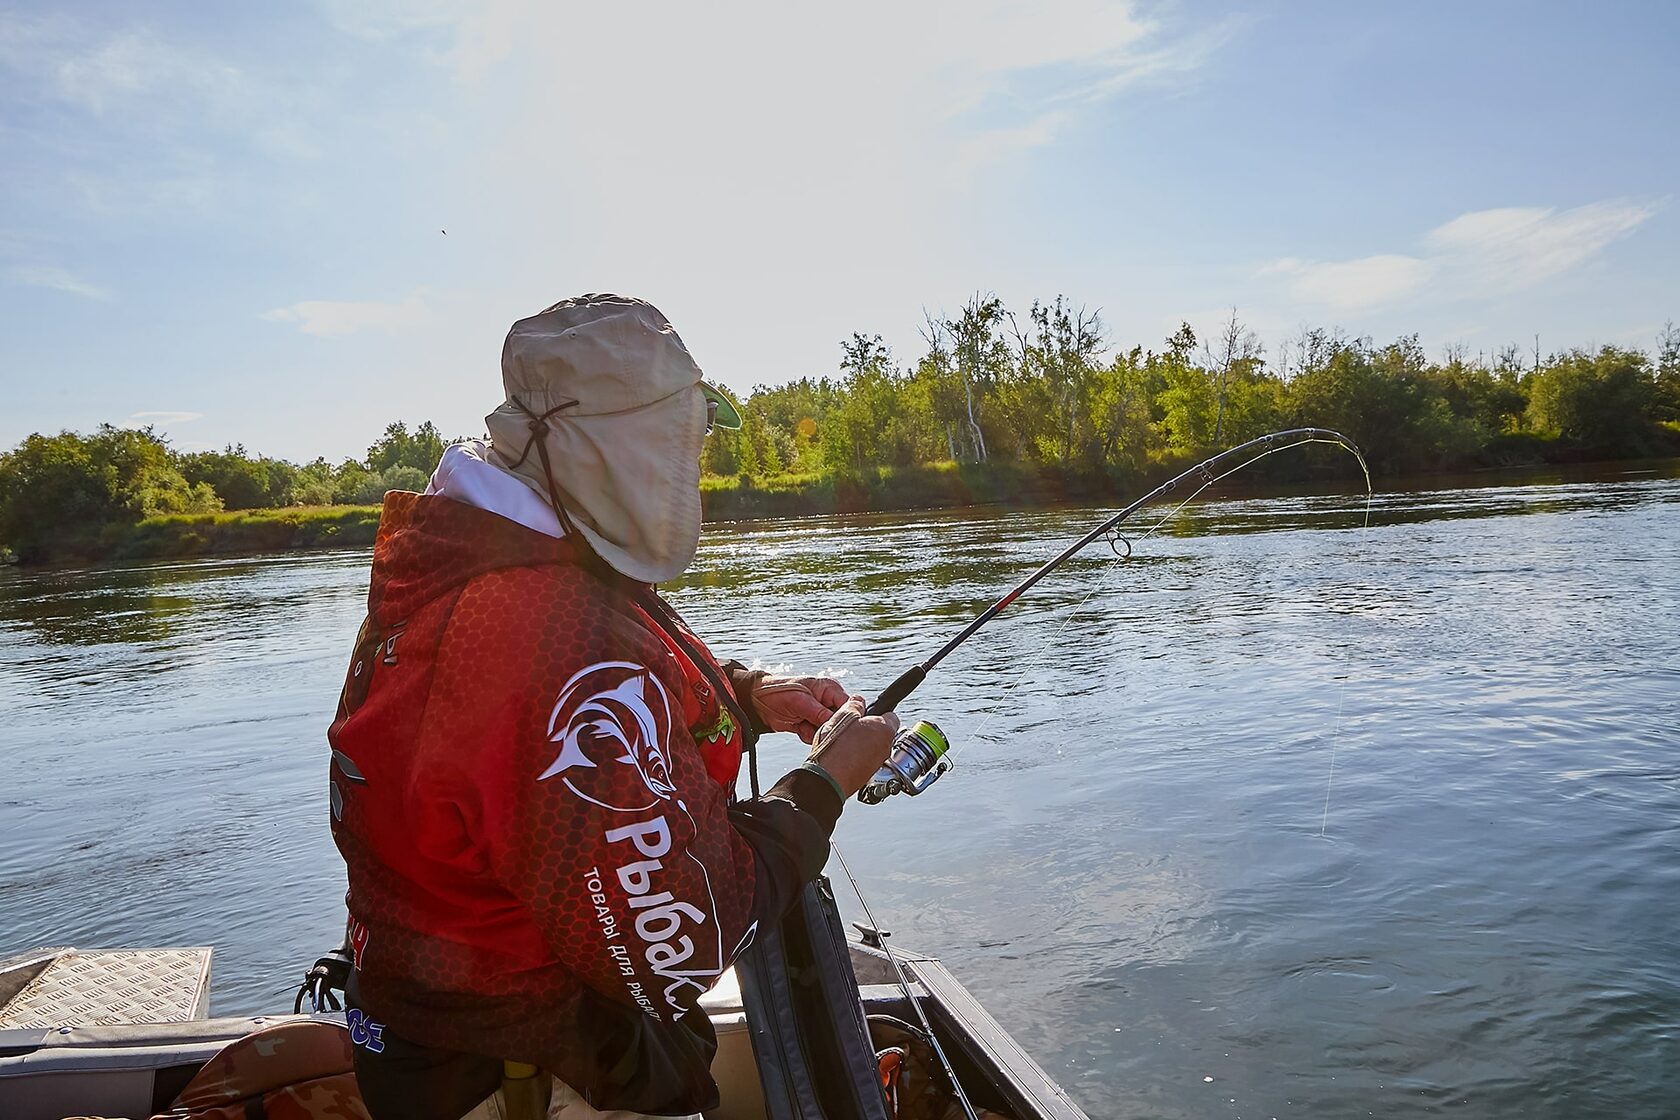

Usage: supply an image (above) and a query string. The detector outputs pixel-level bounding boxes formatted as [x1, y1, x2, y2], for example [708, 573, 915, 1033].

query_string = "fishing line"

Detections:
[858, 429, 1373, 806]
[831, 843, 980, 1120]
[1320, 484, 1374, 838]
[961, 434, 1363, 752]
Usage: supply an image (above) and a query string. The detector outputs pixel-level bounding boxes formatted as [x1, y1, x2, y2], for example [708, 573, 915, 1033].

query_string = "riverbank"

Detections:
[699, 458, 1161, 520]
[22, 506, 385, 566]
[0, 458, 1292, 566]
[8, 454, 1677, 567]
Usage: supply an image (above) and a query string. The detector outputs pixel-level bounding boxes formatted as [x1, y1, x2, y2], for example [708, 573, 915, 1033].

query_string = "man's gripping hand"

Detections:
[805, 697, 900, 798]
[749, 674, 850, 743]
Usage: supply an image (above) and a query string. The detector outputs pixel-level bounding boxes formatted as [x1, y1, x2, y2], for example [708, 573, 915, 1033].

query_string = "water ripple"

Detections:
[3, 473, 1679, 1117]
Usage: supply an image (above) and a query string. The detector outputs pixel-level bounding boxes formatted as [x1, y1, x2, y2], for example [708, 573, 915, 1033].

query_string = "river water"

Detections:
[2, 465, 1678, 1118]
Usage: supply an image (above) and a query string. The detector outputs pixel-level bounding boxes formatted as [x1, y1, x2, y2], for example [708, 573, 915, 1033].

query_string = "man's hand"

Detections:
[749, 673, 850, 744]
[807, 697, 900, 799]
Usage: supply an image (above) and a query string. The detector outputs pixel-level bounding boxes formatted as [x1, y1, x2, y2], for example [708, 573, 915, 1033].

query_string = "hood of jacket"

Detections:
[365, 491, 596, 626]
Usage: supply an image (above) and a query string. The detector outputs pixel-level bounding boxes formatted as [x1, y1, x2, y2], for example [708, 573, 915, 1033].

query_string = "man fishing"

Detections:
[326, 294, 900, 1119]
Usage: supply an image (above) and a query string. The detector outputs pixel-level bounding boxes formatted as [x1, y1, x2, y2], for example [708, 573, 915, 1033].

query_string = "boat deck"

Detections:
[0, 947, 211, 1029]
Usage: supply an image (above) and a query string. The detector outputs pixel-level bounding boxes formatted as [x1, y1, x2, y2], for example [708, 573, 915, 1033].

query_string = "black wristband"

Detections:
[764, 764, 844, 834]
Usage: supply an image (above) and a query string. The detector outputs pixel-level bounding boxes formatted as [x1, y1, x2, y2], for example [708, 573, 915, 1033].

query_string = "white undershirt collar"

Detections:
[424, 440, 566, 539]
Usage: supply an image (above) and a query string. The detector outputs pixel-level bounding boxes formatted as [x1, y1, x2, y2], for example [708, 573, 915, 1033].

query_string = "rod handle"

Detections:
[866, 665, 926, 717]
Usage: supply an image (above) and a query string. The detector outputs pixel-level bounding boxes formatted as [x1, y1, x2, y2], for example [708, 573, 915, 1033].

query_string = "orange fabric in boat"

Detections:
[161, 1019, 370, 1119]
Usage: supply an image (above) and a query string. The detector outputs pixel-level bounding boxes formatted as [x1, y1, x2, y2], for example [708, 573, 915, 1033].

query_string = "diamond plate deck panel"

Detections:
[0, 948, 211, 1028]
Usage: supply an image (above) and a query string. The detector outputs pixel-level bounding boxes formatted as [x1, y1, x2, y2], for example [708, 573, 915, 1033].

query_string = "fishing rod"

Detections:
[858, 427, 1370, 804]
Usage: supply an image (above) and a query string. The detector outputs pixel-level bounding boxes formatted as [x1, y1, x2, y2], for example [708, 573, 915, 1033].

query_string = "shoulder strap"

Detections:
[630, 586, 762, 798]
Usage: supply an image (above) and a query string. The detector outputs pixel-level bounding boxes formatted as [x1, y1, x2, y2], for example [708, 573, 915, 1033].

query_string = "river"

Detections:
[2, 464, 1677, 1118]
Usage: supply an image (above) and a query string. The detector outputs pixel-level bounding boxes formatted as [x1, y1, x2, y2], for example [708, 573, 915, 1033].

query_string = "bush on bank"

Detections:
[701, 460, 1164, 521]
[83, 506, 382, 564]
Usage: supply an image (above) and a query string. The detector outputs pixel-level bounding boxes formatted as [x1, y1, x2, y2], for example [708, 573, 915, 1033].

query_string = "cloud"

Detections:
[0, 17, 244, 116]
[64, 169, 220, 217]
[261, 294, 431, 336]
[56, 30, 240, 115]
[428, 2, 1233, 167]
[1262, 198, 1660, 312]
[1072, 17, 1251, 103]
[940, 15, 1246, 171]
[6, 264, 111, 300]
[1261, 254, 1433, 310]
[384, 3, 1239, 317]
[0, 14, 323, 220]
[1424, 200, 1659, 286]
[125, 411, 203, 426]
[314, 0, 465, 40]
[953, 110, 1071, 175]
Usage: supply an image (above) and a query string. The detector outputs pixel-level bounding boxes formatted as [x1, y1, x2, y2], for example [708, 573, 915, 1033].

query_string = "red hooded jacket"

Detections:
[328, 493, 839, 1115]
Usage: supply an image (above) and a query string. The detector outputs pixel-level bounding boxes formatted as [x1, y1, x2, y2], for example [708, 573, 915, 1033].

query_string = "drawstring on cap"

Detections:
[505, 396, 593, 554]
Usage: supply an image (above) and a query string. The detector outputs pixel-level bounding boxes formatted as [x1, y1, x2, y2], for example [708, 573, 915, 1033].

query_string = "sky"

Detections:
[1, 0, 1676, 461]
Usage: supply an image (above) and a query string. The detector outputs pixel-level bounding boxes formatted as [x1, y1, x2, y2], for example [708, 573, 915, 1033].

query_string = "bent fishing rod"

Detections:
[857, 426, 1370, 804]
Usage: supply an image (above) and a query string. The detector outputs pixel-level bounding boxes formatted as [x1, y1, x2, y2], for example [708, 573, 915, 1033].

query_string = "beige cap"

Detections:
[485, 294, 710, 583]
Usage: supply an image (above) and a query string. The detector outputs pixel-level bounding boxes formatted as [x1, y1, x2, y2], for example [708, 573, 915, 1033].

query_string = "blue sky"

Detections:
[2, 1, 1675, 461]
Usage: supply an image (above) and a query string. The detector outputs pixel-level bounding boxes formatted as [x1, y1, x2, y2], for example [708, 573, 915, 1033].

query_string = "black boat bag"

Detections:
[735, 876, 892, 1120]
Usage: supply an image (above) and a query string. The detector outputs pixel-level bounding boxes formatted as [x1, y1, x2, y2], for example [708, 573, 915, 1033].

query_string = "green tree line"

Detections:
[704, 299, 1680, 482]
[5, 297, 1679, 563]
[0, 421, 456, 563]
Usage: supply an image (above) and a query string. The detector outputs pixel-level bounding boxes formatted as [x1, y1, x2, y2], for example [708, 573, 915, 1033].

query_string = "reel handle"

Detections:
[866, 664, 926, 717]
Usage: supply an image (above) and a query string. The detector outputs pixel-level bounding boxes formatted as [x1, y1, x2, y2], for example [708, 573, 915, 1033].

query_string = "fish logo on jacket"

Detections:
[540, 661, 677, 812]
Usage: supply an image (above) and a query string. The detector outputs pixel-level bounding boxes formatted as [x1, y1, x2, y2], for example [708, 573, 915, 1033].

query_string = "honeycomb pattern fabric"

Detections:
[328, 493, 835, 1115]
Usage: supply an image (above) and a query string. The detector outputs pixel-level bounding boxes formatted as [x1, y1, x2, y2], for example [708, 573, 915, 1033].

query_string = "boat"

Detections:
[0, 881, 1089, 1120]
